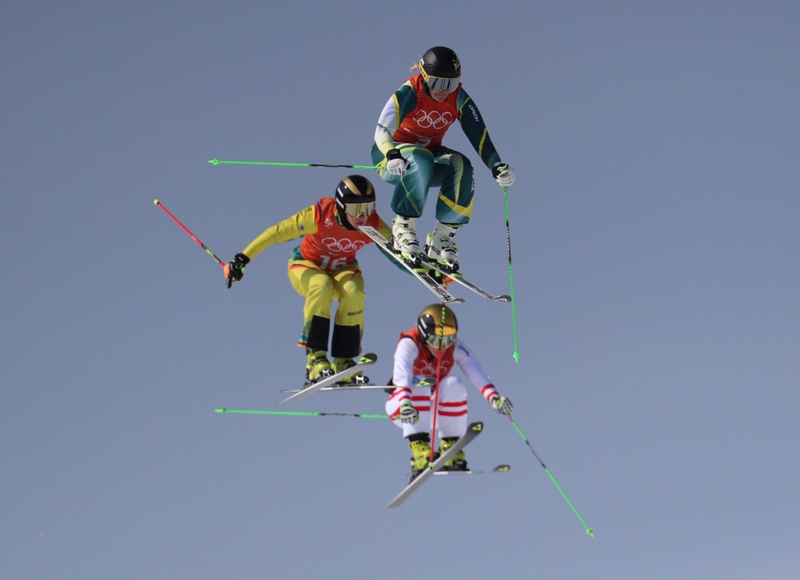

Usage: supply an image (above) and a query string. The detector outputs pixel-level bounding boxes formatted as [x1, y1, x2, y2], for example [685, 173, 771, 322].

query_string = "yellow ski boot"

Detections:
[439, 436, 468, 471]
[305, 350, 334, 386]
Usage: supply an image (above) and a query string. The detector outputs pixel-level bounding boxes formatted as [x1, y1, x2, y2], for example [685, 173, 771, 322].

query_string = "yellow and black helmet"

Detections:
[335, 175, 376, 226]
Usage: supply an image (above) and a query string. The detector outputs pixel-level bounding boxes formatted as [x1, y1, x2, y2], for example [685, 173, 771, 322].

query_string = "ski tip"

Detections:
[497, 295, 512, 303]
[493, 464, 510, 472]
[359, 353, 378, 363]
[468, 421, 484, 432]
[450, 298, 467, 305]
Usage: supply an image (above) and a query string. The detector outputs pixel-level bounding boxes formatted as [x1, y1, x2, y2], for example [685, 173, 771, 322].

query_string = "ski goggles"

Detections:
[425, 332, 456, 349]
[344, 201, 376, 218]
[420, 71, 461, 93]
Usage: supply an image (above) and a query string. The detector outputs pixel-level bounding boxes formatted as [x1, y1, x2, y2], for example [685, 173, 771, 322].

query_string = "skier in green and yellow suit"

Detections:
[224, 175, 394, 385]
[372, 46, 515, 271]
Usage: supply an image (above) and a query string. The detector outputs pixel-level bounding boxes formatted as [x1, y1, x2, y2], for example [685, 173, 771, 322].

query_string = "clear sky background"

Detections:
[2, 1, 798, 579]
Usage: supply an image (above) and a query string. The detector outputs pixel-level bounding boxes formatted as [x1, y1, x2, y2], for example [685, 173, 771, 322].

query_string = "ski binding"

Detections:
[279, 353, 378, 405]
[385, 421, 484, 509]
[359, 225, 465, 304]
[420, 255, 512, 303]
[433, 464, 510, 475]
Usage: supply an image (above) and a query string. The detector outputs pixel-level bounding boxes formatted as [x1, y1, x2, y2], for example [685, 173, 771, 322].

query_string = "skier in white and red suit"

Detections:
[385, 304, 513, 479]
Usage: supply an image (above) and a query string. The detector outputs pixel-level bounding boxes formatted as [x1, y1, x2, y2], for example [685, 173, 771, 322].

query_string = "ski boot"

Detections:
[305, 349, 334, 387]
[392, 216, 421, 265]
[409, 438, 439, 482]
[439, 436, 468, 472]
[425, 222, 460, 272]
[333, 357, 369, 385]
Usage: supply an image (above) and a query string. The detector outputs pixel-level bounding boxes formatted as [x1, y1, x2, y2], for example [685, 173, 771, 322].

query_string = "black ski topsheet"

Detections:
[359, 225, 465, 305]
[386, 421, 484, 509]
[419, 256, 512, 303]
[278, 353, 377, 405]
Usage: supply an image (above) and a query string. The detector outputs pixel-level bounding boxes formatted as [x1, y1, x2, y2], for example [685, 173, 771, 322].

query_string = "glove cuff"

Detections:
[386, 148, 403, 161]
[234, 253, 250, 265]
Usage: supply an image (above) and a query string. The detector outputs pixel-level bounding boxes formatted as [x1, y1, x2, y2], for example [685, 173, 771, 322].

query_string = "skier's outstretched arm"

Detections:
[454, 339, 514, 416]
[456, 88, 515, 188]
[225, 206, 316, 287]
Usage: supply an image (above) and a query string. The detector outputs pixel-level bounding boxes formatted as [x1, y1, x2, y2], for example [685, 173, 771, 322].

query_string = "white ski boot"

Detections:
[392, 216, 421, 264]
[425, 222, 460, 271]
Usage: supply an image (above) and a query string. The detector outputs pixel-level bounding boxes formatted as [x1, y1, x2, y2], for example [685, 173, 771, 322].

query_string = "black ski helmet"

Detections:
[417, 304, 458, 347]
[335, 175, 376, 227]
[420, 46, 461, 79]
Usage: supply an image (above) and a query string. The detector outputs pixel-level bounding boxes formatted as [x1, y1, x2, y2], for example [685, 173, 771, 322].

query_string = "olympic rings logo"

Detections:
[412, 110, 455, 130]
[416, 360, 453, 377]
[321, 237, 367, 253]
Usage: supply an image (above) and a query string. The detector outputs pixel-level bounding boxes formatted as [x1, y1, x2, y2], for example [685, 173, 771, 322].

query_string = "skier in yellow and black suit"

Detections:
[224, 175, 395, 385]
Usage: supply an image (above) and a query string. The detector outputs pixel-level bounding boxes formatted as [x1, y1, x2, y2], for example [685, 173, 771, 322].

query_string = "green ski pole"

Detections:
[209, 158, 379, 169]
[502, 186, 520, 361]
[508, 416, 594, 537]
[215, 408, 389, 419]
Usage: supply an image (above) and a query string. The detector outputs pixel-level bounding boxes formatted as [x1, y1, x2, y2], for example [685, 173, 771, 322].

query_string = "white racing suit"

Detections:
[386, 327, 499, 439]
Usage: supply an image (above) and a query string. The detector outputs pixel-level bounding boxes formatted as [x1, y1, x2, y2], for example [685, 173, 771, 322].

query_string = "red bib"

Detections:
[392, 75, 461, 150]
[299, 198, 379, 271]
[398, 326, 455, 378]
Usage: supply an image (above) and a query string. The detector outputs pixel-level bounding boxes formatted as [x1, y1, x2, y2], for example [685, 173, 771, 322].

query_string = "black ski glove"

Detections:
[225, 253, 250, 288]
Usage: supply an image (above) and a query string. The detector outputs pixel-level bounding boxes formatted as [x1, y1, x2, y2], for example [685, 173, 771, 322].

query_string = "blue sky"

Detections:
[2, 1, 799, 579]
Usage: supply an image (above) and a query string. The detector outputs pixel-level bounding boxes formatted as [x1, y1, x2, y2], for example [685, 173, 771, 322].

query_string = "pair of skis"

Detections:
[278, 353, 378, 405]
[359, 226, 510, 304]
[386, 421, 509, 509]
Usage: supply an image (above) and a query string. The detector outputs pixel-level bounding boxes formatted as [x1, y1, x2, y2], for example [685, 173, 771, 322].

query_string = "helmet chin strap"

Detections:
[421, 81, 432, 98]
[335, 207, 356, 230]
